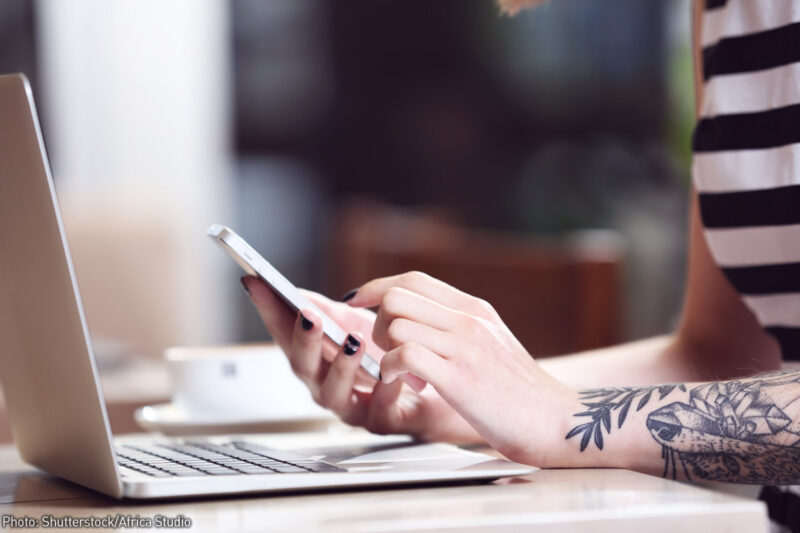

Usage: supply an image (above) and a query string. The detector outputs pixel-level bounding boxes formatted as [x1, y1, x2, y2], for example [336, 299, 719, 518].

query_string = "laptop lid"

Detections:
[0, 73, 123, 498]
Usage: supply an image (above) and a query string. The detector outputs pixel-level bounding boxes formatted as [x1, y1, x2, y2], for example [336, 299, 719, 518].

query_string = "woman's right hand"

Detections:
[241, 276, 484, 445]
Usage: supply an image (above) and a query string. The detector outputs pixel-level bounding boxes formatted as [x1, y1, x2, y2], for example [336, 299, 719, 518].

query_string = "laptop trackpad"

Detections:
[329, 443, 493, 471]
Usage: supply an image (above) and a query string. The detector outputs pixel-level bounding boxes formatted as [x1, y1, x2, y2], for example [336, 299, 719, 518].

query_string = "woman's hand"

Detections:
[242, 276, 484, 445]
[345, 271, 578, 467]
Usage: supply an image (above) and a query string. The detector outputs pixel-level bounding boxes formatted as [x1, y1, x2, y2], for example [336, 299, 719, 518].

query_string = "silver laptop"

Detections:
[0, 73, 534, 499]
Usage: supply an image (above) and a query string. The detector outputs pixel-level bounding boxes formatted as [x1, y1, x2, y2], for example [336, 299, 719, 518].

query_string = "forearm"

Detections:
[538, 329, 783, 391]
[539, 335, 702, 390]
[556, 370, 800, 484]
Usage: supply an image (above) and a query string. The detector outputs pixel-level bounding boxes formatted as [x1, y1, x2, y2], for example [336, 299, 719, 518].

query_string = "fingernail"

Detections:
[344, 334, 361, 356]
[240, 276, 251, 296]
[341, 289, 358, 302]
[300, 313, 313, 331]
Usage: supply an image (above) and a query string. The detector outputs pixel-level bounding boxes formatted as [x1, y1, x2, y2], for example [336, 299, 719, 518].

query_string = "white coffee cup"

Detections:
[165, 343, 329, 420]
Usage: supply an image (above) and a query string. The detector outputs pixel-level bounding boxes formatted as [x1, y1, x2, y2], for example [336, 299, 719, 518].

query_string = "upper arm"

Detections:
[674, 191, 782, 378]
[674, 1, 781, 378]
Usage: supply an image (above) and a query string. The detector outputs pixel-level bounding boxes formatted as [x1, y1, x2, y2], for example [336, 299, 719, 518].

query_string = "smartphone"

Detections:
[207, 224, 382, 380]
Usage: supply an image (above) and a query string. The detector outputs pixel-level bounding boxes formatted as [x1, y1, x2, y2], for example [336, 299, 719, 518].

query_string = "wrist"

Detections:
[511, 376, 581, 469]
[538, 385, 583, 469]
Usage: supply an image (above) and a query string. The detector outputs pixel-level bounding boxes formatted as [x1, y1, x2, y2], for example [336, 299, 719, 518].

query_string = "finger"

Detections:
[345, 271, 496, 321]
[380, 342, 449, 390]
[364, 379, 404, 434]
[243, 276, 295, 349]
[384, 317, 464, 358]
[318, 333, 369, 424]
[372, 287, 471, 349]
[302, 289, 378, 327]
[299, 289, 380, 363]
[288, 308, 325, 386]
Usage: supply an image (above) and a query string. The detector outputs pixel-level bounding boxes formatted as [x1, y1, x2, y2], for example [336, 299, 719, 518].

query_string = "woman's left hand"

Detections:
[345, 271, 578, 467]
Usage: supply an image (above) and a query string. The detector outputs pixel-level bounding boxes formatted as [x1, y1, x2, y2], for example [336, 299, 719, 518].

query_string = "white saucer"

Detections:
[134, 403, 337, 436]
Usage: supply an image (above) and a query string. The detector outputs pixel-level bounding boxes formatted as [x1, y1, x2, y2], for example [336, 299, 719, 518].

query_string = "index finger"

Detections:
[301, 289, 378, 327]
[344, 271, 496, 321]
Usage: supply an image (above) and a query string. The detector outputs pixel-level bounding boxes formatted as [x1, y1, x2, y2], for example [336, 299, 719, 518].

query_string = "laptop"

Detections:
[0, 73, 534, 499]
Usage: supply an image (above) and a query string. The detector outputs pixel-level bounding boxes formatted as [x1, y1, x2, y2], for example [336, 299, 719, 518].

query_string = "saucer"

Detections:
[134, 403, 337, 436]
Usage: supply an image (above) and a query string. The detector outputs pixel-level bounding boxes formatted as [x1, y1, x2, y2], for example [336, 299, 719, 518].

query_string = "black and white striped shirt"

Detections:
[695, 1, 800, 529]
[694, 0, 800, 362]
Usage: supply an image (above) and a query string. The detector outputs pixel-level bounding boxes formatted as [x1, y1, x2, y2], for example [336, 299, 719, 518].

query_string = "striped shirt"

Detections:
[694, 0, 800, 362]
[694, 1, 800, 529]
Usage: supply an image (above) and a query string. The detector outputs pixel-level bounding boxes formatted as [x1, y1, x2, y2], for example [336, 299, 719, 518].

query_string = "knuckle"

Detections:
[462, 314, 484, 335]
[472, 297, 496, 317]
[387, 318, 408, 344]
[399, 342, 420, 364]
[404, 270, 427, 285]
[378, 355, 393, 376]
[383, 286, 405, 308]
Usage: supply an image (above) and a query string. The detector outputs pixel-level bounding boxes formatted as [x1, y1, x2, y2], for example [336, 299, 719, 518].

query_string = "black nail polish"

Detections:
[341, 289, 358, 302]
[240, 276, 251, 296]
[344, 334, 360, 356]
[300, 314, 313, 331]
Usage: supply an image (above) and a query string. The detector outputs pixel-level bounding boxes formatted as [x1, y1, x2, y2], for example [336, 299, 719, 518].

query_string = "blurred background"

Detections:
[0, 0, 694, 363]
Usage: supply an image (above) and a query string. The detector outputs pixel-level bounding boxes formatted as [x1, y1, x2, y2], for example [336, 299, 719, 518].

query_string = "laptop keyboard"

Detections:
[116, 441, 345, 478]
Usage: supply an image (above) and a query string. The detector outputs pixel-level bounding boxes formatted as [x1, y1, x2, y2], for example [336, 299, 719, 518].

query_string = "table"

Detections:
[0, 431, 768, 532]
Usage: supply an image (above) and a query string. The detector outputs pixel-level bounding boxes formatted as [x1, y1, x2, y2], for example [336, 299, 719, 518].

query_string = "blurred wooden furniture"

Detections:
[0, 432, 768, 532]
[327, 202, 624, 356]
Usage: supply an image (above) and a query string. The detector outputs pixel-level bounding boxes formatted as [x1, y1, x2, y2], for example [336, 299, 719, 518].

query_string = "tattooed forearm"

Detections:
[566, 384, 686, 451]
[565, 370, 800, 484]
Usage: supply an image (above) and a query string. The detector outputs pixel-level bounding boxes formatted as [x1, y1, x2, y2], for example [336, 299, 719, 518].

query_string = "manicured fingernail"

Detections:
[300, 313, 313, 331]
[341, 289, 358, 302]
[240, 276, 251, 296]
[344, 334, 360, 356]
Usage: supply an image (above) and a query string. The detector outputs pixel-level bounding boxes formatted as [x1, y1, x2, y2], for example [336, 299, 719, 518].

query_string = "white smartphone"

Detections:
[207, 224, 382, 380]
